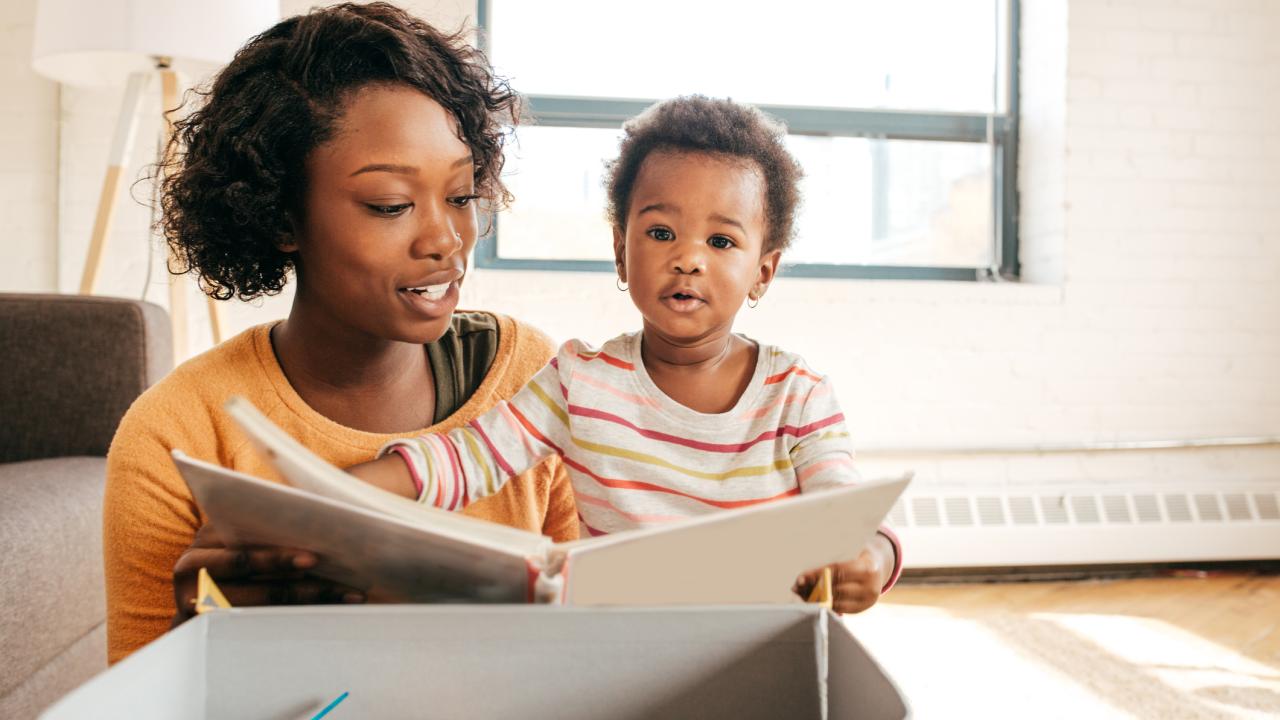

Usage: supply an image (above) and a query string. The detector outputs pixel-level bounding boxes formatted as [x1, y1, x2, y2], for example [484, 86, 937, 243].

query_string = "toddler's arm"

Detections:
[352, 352, 573, 510]
[789, 374, 902, 599]
[788, 375, 860, 492]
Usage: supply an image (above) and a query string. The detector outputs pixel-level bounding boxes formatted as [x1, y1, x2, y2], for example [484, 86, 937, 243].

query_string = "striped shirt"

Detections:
[384, 332, 860, 538]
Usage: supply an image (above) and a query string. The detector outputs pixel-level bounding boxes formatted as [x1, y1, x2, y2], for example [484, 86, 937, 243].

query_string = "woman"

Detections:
[103, 2, 577, 664]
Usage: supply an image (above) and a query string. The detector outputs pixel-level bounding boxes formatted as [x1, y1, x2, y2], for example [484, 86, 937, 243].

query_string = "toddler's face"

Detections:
[614, 150, 779, 346]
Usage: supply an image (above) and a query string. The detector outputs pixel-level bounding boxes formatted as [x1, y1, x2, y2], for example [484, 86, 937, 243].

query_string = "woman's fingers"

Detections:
[172, 523, 351, 627]
[181, 545, 318, 580]
[217, 580, 366, 608]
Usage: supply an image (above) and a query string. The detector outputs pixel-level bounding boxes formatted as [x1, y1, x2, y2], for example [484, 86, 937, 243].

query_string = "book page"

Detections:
[175, 452, 539, 602]
[224, 396, 548, 555]
[556, 475, 910, 606]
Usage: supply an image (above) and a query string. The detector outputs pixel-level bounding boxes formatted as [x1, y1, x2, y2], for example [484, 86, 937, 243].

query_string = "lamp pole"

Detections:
[79, 57, 225, 362]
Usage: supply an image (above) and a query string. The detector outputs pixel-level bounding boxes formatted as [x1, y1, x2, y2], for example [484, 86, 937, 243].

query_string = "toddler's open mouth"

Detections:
[661, 289, 706, 313]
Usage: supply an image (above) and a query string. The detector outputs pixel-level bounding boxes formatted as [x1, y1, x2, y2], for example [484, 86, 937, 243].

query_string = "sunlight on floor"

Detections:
[844, 600, 1280, 719]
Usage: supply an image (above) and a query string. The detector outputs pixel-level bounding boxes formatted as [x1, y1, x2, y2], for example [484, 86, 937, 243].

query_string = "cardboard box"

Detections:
[43, 605, 909, 719]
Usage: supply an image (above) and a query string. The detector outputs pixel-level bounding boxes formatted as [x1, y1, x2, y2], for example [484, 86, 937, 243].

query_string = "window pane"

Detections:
[786, 136, 993, 268]
[490, 0, 1002, 114]
[498, 126, 993, 268]
[498, 126, 618, 262]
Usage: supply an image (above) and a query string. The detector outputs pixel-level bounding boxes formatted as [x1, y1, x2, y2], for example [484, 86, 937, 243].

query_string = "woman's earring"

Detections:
[747, 294, 760, 308]
[616, 276, 628, 292]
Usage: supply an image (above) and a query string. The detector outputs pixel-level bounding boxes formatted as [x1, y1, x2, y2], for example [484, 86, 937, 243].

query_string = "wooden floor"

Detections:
[843, 572, 1280, 719]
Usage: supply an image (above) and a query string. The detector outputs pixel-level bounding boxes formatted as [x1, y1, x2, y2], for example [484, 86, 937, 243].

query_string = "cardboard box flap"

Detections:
[44, 606, 908, 719]
[827, 612, 912, 720]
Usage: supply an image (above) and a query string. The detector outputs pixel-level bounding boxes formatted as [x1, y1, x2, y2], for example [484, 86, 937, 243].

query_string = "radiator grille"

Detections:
[890, 488, 1280, 528]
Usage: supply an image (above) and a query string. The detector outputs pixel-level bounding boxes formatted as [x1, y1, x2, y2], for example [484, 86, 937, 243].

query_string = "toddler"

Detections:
[351, 96, 901, 611]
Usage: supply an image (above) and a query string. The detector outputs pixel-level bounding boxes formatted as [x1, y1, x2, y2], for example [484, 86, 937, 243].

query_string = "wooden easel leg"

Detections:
[80, 72, 150, 295]
[159, 67, 189, 362]
[207, 296, 226, 344]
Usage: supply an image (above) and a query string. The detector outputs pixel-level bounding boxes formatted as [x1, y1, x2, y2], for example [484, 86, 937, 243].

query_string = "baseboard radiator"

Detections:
[888, 484, 1280, 569]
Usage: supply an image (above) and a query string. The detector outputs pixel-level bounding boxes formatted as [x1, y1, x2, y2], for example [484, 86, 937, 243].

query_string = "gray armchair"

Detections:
[0, 293, 171, 719]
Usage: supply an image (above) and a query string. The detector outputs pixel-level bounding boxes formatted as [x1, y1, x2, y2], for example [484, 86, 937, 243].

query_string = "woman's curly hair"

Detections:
[605, 95, 803, 254]
[158, 2, 520, 300]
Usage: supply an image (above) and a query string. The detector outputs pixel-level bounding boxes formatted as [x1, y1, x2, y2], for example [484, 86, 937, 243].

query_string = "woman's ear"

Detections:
[276, 215, 300, 253]
[612, 226, 627, 283]
[751, 249, 782, 301]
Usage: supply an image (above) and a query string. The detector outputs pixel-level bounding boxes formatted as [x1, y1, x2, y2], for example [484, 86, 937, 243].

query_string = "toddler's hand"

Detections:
[792, 542, 888, 614]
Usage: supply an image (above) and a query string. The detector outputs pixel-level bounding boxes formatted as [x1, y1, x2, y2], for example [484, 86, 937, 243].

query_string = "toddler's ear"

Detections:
[612, 226, 627, 282]
[753, 249, 782, 299]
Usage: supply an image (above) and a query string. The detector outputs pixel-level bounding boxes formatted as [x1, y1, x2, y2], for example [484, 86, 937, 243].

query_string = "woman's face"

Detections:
[292, 84, 480, 345]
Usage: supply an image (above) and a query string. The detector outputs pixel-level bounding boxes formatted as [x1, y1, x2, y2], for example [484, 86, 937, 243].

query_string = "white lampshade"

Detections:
[32, 0, 279, 87]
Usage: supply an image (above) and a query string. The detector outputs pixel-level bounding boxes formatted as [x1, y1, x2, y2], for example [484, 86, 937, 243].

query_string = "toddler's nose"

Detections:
[671, 246, 706, 275]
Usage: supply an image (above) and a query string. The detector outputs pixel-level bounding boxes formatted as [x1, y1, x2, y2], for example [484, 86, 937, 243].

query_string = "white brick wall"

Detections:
[0, 0, 58, 293]
[3, 0, 1277, 488]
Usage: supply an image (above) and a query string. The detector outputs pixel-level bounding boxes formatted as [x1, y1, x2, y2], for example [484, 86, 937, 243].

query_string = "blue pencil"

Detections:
[309, 691, 349, 719]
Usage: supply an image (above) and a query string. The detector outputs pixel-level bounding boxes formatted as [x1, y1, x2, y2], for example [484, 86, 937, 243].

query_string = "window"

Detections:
[478, 0, 1020, 281]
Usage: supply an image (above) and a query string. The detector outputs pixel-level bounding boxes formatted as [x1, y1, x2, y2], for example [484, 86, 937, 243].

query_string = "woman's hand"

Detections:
[792, 532, 896, 614]
[171, 522, 365, 628]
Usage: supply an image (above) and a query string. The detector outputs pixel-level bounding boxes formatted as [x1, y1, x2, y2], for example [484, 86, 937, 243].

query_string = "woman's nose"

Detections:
[410, 206, 463, 260]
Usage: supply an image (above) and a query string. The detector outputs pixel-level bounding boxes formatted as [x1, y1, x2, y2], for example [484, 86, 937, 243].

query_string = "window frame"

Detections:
[475, 0, 1020, 282]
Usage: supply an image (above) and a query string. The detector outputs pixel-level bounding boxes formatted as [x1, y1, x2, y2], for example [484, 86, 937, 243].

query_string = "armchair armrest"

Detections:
[0, 294, 171, 462]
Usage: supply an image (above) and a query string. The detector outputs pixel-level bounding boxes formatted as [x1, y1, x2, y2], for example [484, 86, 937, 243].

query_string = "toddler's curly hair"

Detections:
[605, 95, 803, 254]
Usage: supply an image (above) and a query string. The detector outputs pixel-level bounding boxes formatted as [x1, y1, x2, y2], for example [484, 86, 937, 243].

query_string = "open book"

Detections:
[173, 396, 910, 606]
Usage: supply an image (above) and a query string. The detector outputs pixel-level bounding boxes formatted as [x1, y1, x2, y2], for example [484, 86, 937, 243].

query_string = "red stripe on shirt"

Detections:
[567, 403, 846, 452]
[764, 365, 823, 385]
[507, 403, 567, 457]
[469, 418, 517, 479]
[577, 351, 634, 371]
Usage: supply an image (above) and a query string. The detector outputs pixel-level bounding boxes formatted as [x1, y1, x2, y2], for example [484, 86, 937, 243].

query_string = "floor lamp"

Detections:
[31, 0, 277, 361]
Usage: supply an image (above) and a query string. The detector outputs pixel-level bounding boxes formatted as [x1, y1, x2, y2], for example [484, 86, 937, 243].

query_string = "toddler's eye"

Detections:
[448, 194, 480, 208]
[648, 227, 674, 241]
[367, 203, 412, 217]
[708, 235, 735, 250]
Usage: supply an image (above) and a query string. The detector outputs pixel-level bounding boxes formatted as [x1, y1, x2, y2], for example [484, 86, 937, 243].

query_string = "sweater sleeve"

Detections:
[383, 343, 576, 511]
[788, 375, 860, 493]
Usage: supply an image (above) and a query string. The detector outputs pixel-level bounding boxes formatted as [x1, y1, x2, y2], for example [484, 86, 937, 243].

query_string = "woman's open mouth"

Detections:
[398, 281, 458, 317]
[400, 283, 451, 300]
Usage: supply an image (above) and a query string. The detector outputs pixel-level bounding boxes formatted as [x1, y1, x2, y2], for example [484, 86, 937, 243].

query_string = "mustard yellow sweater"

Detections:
[103, 314, 578, 664]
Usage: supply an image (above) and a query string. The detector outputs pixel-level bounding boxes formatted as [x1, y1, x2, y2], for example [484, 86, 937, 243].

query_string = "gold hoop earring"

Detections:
[616, 277, 628, 292]
[747, 296, 759, 308]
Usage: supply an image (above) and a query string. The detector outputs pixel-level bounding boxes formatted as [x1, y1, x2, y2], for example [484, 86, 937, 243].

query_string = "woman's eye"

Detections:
[367, 203, 412, 217]
[708, 235, 735, 250]
[647, 227, 674, 241]
[448, 194, 480, 208]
